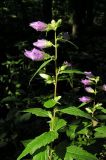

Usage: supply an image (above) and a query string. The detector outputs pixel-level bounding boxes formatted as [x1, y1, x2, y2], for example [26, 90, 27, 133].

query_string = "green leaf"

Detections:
[23, 108, 51, 117]
[66, 125, 78, 139]
[96, 114, 106, 120]
[65, 145, 98, 160]
[1, 96, 19, 103]
[39, 73, 51, 80]
[17, 131, 58, 160]
[101, 109, 106, 113]
[53, 118, 67, 131]
[94, 126, 106, 138]
[59, 70, 83, 75]
[29, 58, 53, 84]
[33, 147, 48, 160]
[44, 99, 57, 108]
[60, 107, 91, 119]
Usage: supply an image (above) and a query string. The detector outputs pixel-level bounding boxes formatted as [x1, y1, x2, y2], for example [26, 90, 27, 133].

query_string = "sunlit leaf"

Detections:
[60, 107, 91, 119]
[17, 131, 58, 160]
[23, 108, 51, 117]
[65, 145, 98, 160]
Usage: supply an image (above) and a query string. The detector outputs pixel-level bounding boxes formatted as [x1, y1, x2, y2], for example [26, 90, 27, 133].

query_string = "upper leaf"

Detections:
[60, 106, 91, 119]
[44, 99, 57, 108]
[59, 69, 83, 75]
[23, 108, 51, 117]
[29, 58, 53, 84]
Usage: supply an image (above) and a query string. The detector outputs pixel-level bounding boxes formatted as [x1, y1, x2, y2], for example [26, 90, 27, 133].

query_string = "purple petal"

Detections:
[81, 79, 92, 86]
[33, 39, 53, 49]
[84, 71, 93, 78]
[102, 84, 106, 91]
[24, 48, 44, 61]
[79, 96, 91, 103]
[29, 21, 47, 31]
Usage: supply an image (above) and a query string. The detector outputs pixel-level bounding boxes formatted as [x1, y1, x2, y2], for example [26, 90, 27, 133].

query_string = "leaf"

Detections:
[23, 108, 51, 117]
[101, 109, 106, 113]
[21, 139, 32, 147]
[96, 114, 106, 120]
[1, 96, 19, 103]
[33, 146, 48, 160]
[53, 118, 67, 131]
[59, 69, 83, 75]
[39, 73, 52, 80]
[66, 125, 78, 139]
[29, 58, 53, 84]
[94, 126, 106, 138]
[17, 131, 58, 160]
[60, 107, 91, 119]
[64, 145, 98, 160]
[44, 99, 57, 108]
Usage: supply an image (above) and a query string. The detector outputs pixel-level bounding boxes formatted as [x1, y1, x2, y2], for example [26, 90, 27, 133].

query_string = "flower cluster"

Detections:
[79, 71, 94, 103]
[24, 21, 54, 61]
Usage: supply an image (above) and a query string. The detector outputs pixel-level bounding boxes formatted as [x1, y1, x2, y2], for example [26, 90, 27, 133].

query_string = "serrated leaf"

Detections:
[94, 126, 106, 138]
[21, 139, 32, 147]
[77, 128, 88, 135]
[59, 70, 83, 75]
[65, 145, 98, 160]
[44, 99, 57, 108]
[29, 58, 53, 84]
[101, 109, 106, 113]
[17, 131, 58, 160]
[23, 108, 51, 117]
[60, 107, 91, 119]
[33, 146, 48, 160]
[53, 118, 67, 131]
[66, 125, 78, 139]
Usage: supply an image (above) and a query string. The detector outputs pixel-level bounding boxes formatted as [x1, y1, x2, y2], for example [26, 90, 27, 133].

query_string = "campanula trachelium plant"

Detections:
[17, 20, 106, 160]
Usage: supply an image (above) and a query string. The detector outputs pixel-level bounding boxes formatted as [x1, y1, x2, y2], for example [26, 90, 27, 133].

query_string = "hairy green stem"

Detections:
[49, 30, 58, 160]
[54, 30, 58, 98]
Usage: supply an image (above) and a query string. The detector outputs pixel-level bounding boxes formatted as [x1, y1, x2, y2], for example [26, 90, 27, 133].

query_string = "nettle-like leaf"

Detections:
[44, 99, 57, 108]
[44, 96, 61, 108]
[60, 106, 91, 119]
[66, 124, 78, 139]
[23, 108, 51, 117]
[64, 145, 98, 160]
[94, 126, 106, 138]
[59, 69, 83, 75]
[32, 146, 48, 160]
[50, 117, 67, 131]
[17, 131, 58, 160]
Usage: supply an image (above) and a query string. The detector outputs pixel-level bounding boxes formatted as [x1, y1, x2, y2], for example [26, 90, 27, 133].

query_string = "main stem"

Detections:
[54, 30, 58, 98]
[49, 30, 58, 160]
